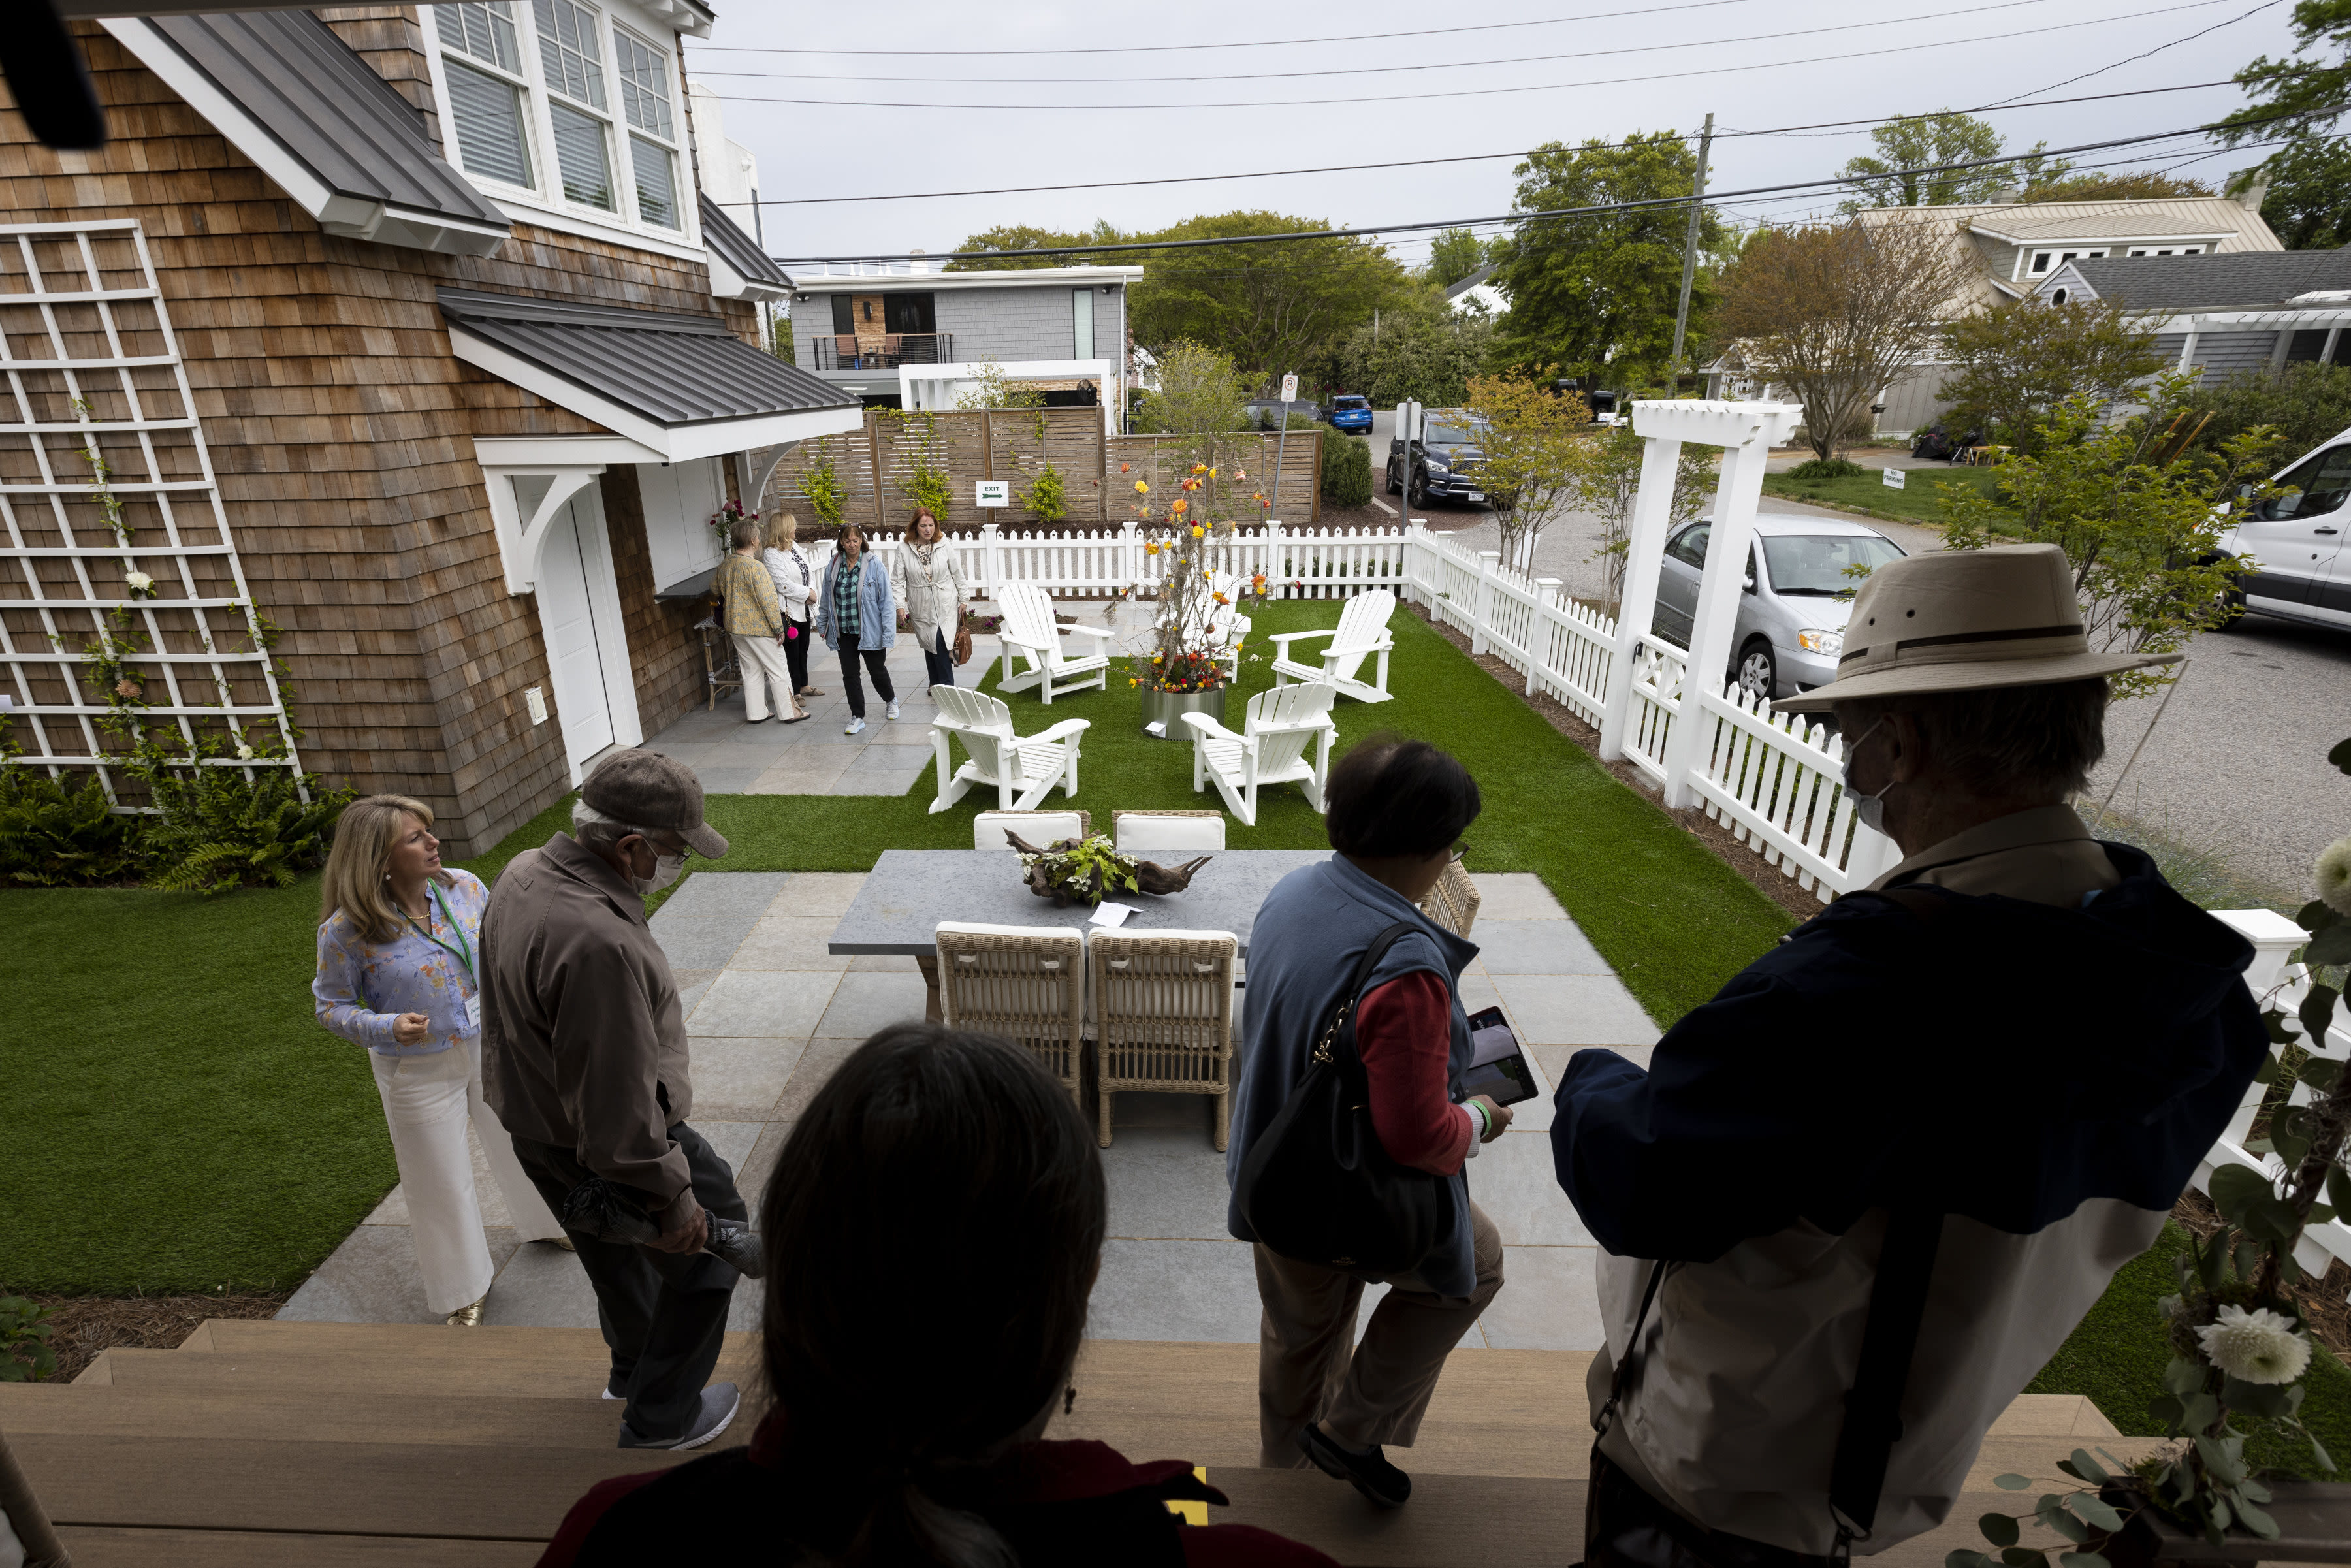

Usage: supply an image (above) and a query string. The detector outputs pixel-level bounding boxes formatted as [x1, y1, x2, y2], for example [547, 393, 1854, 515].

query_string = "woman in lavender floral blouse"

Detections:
[314, 795, 567, 1325]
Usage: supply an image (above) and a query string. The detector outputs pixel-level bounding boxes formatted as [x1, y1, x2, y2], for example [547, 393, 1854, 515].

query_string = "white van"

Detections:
[2216, 426, 2351, 631]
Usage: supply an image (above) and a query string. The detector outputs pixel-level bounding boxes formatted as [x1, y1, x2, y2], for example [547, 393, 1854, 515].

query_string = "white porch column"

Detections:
[1595, 432, 1689, 761]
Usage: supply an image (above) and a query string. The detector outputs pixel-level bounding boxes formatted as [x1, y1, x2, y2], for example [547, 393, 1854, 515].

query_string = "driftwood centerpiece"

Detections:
[1003, 831, 1211, 906]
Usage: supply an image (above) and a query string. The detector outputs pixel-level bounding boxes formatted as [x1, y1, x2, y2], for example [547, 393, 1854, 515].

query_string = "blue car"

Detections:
[1327, 394, 1373, 434]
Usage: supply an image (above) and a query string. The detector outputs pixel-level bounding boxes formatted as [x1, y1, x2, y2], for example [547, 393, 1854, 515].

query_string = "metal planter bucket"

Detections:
[1138, 683, 1228, 739]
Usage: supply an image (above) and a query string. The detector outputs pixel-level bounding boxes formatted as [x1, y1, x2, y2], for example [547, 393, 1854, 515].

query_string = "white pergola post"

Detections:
[1596, 430, 1691, 761]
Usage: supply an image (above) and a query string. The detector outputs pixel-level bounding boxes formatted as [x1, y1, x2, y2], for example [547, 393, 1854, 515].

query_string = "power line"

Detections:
[731, 80, 2247, 210]
[688, 0, 2072, 88]
[708, 0, 2260, 113]
[773, 108, 2338, 267]
[682, 0, 1760, 57]
[1980, 0, 2286, 107]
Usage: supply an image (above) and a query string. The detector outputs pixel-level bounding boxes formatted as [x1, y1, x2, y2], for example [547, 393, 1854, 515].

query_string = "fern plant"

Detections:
[0, 765, 149, 886]
[138, 756, 351, 896]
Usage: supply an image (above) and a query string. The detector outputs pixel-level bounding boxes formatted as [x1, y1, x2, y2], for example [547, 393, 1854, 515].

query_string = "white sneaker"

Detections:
[845, 716, 866, 735]
[886, 699, 901, 720]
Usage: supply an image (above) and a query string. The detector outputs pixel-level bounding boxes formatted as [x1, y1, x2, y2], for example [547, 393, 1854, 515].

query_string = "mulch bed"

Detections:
[18, 1290, 290, 1383]
[1405, 601, 1830, 922]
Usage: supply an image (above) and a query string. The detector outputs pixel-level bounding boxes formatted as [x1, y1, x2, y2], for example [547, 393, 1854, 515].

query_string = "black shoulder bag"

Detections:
[1233, 922, 1449, 1277]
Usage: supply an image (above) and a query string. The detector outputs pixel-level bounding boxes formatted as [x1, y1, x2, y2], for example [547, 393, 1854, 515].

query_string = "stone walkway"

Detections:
[281, 871, 1661, 1348]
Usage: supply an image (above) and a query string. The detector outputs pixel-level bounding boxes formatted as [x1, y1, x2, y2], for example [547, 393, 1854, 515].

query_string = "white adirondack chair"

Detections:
[1269, 588, 1396, 703]
[927, 684, 1090, 814]
[1179, 683, 1337, 827]
[995, 583, 1112, 705]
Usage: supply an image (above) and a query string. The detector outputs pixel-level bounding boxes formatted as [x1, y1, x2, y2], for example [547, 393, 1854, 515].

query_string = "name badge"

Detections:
[465, 994, 483, 1032]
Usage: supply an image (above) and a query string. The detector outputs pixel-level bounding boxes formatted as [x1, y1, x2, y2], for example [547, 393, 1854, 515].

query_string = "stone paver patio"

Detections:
[283, 870, 1659, 1346]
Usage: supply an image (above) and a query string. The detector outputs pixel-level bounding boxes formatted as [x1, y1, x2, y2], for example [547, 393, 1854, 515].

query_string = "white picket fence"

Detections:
[815, 520, 1408, 601]
[1390, 524, 1899, 903]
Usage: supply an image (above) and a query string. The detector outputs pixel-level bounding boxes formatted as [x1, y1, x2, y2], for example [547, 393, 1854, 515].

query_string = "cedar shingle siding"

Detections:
[1, 23, 748, 854]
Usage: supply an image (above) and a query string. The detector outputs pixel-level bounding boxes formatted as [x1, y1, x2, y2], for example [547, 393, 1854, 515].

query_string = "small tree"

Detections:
[880, 407, 953, 520]
[2193, 362, 2351, 477]
[1327, 310, 1495, 409]
[1716, 219, 1973, 462]
[1137, 340, 1249, 448]
[1938, 374, 2283, 700]
[1322, 432, 1373, 507]
[798, 436, 846, 530]
[954, 355, 1046, 412]
[1938, 296, 2167, 453]
[1564, 424, 1718, 610]
[1466, 372, 1587, 575]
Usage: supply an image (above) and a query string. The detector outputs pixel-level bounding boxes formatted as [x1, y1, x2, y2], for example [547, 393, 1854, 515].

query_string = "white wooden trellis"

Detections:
[0, 219, 298, 807]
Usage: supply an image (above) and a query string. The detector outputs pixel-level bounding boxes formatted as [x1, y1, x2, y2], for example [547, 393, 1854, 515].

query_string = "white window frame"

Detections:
[611, 22, 684, 232]
[421, 1, 703, 257]
[2127, 244, 2206, 258]
[532, 0, 620, 217]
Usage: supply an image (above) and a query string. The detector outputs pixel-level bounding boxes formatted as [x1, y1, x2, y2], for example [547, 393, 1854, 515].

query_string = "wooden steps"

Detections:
[4, 1320, 2164, 1567]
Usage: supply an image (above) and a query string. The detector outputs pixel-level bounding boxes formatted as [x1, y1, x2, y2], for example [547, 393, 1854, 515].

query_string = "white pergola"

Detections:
[1597, 399, 1807, 809]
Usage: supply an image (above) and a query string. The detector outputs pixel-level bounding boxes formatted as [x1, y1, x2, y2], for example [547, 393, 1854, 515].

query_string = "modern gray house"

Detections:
[2034, 249, 2351, 382]
[784, 263, 1142, 420]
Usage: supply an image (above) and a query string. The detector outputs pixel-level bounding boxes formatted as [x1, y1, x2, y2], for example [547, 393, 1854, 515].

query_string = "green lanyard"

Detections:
[404, 883, 475, 985]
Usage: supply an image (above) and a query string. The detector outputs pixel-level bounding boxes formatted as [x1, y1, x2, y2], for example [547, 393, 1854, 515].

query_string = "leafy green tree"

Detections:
[1938, 374, 2282, 699]
[1938, 297, 2167, 453]
[2219, 3, 2351, 249]
[1488, 130, 1720, 388]
[1835, 110, 2070, 210]
[1137, 340, 1249, 445]
[1126, 211, 1416, 390]
[944, 220, 1125, 270]
[2016, 170, 2213, 203]
[1326, 310, 1494, 408]
[1428, 227, 1488, 288]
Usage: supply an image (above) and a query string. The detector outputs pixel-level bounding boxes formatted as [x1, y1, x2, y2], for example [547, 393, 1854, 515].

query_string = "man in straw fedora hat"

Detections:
[1548, 544, 2269, 1566]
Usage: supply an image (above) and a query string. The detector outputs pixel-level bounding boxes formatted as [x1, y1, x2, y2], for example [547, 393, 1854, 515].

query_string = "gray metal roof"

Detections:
[436, 288, 859, 426]
[144, 10, 509, 235]
[2061, 251, 2351, 311]
[697, 194, 787, 289]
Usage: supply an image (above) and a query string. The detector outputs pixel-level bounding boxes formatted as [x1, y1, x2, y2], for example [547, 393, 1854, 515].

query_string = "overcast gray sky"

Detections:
[682, 0, 2307, 270]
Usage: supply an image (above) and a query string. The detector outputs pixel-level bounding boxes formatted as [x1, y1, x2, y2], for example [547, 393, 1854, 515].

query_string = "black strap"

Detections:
[1594, 1258, 1669, 1439]
[1827, 1210, 1945, 1555]
[1310, 922, 1420, 1074]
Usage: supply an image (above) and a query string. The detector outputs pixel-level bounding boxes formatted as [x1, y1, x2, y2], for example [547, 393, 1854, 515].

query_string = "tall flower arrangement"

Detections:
[1960, 736, 2351, 1562]
[1123, 456, 1266, 696]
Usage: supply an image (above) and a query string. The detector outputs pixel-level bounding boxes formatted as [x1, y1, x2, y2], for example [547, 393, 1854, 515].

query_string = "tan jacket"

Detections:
[1593, 807, 2149, 1556]
[481, 833, 697, 1218]
[890, 539, 967, 641]
[718, 550, 783, 639]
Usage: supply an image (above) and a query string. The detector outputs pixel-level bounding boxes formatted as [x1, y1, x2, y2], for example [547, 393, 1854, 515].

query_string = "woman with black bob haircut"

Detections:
[1223, 736, 1509, 1511]
[538, 1023, 1337, 1567]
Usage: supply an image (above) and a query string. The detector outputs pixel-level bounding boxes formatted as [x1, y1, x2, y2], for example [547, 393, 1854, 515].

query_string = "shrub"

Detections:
[0, 1297, 56, 1383]
[0, 765, 148, 886]
[139, 758, 352, 896]
[1322, 434, 1374, 506]
[2193, 362, 2351, 479]
[800, 438, 846, 529]
[1019, 460, 1069, 524]
[1785, 457, 1868, 480]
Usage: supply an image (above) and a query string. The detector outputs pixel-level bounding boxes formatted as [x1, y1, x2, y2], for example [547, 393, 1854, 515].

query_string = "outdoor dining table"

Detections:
[830, 847, 1329, 1020]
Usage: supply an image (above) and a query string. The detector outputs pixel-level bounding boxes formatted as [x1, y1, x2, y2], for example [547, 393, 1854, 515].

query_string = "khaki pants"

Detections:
[1253, 1200, 1505, 1467]
[733, 632, 794, 720]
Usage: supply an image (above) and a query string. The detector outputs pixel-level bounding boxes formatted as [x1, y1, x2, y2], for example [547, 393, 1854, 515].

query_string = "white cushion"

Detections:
[1114, 813, 1227, 854]
[973, 810, 1085, 852]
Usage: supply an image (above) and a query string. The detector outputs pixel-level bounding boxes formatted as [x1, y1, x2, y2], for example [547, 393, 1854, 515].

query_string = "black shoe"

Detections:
[618, 1382, 741, 1450]
[1297, 1422, 1411, 1508]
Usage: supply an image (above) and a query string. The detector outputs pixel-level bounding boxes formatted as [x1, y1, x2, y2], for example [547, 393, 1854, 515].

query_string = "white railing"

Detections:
[2200, 912, 2351, 1277]
[1622, 641, 1686, 786]
[1686, 682, 1883, 901]
[808, 520, 1410, 601]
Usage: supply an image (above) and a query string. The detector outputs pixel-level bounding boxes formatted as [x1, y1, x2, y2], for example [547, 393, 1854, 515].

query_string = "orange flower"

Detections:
[1120, 462, 1132, 473]
[1171, 498, 1187, 515]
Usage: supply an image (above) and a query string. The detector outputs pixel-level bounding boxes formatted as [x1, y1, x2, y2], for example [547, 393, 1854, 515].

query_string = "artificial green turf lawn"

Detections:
[1761, 464, 2001, 526]
[2026, 1223, 2351, 1473]
[0, 597, 1793, 1295]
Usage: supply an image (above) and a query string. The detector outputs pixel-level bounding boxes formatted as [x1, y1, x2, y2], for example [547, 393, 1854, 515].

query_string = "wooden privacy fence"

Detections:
[754, 408, 1322, 533]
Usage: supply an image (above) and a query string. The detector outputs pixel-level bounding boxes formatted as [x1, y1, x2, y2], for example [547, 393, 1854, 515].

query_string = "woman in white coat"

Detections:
[313, 795, 568, 1325]
[891, 505, 967, 692]
[761, 511, 823, 699]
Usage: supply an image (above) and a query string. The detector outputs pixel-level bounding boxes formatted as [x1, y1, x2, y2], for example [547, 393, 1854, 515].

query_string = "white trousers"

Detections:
[368, 1039, 563, 1315]
[733, 632, 795, 721]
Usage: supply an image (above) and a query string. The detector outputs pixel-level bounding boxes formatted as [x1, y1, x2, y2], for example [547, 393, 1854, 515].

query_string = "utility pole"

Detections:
[1668, 112, 1714, 390]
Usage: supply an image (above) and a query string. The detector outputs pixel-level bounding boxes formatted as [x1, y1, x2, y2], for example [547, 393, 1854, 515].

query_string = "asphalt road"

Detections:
[1350, 415, 2348, 899]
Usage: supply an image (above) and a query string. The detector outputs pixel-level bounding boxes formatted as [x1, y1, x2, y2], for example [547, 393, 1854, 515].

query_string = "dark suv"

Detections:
[1386, 411, 1491, 508]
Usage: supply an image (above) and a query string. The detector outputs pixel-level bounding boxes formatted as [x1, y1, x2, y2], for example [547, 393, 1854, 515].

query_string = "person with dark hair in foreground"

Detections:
[537, 1023, 1340, 1568]
[1553, 545, 2269, 1565]
[1225, 737, 1508, 1509]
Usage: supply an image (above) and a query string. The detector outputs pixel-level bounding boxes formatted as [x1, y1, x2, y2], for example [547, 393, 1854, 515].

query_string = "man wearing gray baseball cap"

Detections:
[482, 748, 749, 1451]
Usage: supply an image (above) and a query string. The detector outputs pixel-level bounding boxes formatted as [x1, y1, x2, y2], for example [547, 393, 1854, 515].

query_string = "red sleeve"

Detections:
[1356, 972, 1472, 1176]
[1184, 1524, 1345, 1566]
[533, 1471, 666, 1568]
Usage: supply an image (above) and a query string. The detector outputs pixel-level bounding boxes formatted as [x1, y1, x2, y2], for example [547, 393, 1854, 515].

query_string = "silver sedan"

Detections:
[1652, 514, 1909, 701]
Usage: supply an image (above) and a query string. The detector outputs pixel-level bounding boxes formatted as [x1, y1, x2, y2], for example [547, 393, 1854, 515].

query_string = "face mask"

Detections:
[632, 850, 687, 896]
[1840, 718, 1898, 834]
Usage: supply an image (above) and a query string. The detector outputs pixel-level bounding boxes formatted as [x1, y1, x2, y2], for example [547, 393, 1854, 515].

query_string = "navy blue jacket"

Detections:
[1551, 842, 2267, 1260]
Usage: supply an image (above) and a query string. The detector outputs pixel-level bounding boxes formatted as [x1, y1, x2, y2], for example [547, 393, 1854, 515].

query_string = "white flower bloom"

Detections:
[125, 571, 153, 592]
[2318, 836, 2351, 918]
[234, 744, 255, 760]
[2196, 1304, 2311, 1384]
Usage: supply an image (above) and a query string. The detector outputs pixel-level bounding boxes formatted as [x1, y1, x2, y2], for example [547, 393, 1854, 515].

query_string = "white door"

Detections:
[533, 487, 642, 780]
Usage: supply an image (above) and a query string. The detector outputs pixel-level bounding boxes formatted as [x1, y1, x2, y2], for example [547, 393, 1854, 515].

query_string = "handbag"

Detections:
[952, 609, 973, 666]
[1232, 922, 1448, 1277]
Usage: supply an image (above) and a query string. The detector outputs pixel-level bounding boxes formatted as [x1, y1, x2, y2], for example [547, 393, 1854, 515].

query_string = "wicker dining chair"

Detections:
[1088, 928, 1238, 1151]
[1417, 860, 1482, 938]
[935, 923, 1087, 1114]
